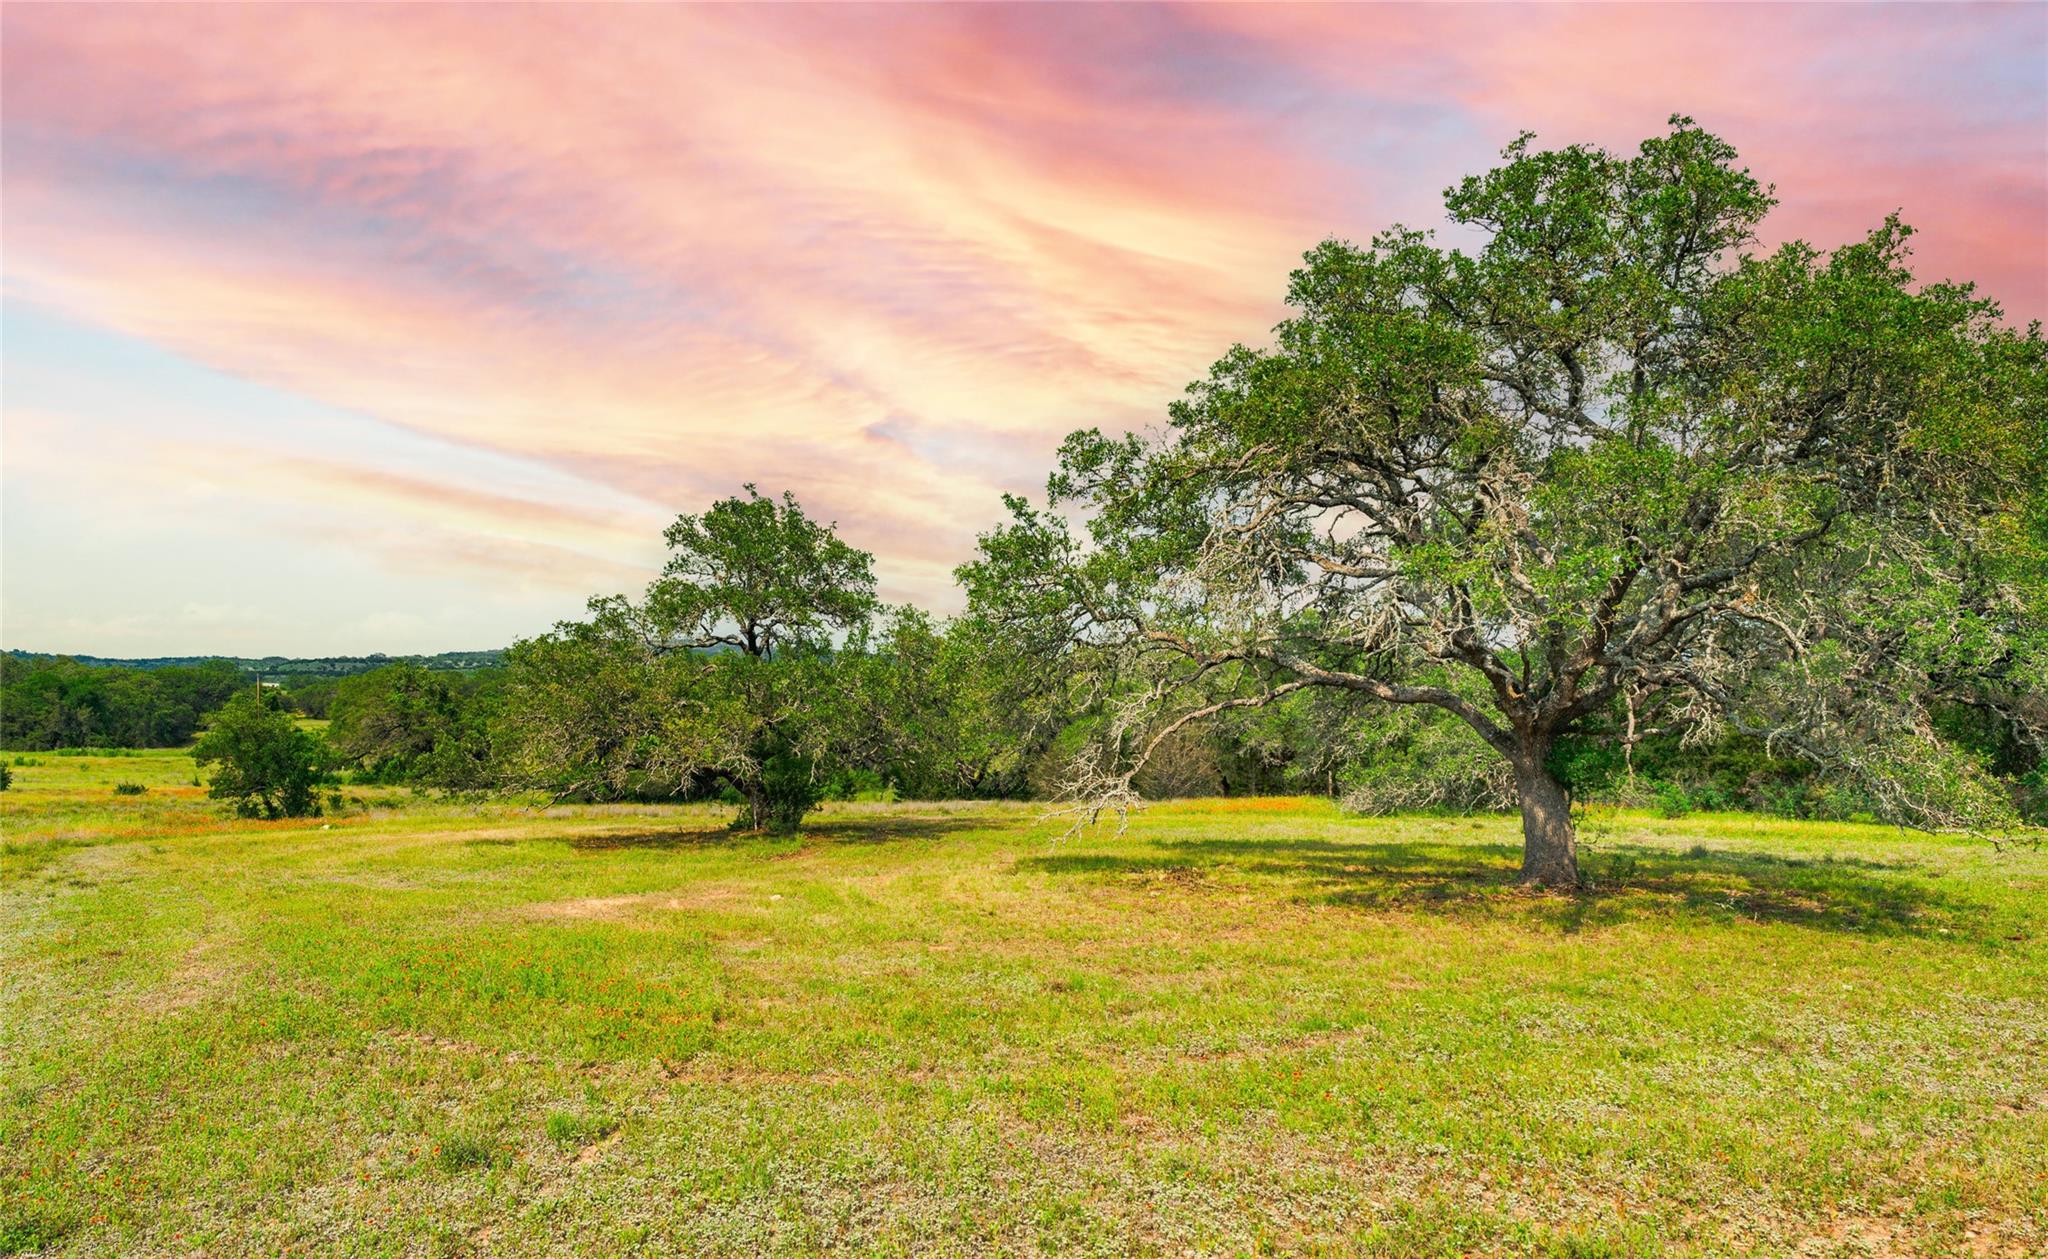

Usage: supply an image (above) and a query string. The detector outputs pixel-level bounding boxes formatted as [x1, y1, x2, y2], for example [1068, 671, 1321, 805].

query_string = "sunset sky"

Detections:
[4, 3, 2044, 656]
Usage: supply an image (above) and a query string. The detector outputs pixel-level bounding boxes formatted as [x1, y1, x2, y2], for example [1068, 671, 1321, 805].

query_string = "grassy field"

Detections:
[2, 749, 2044, 1257]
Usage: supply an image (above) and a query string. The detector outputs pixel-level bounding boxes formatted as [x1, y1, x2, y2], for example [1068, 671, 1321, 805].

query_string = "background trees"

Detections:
[327, 663, 500, 788]
[852, 608, 1075, 800]
[963, 117, 2046, 886]
[0, 656, 246, 750]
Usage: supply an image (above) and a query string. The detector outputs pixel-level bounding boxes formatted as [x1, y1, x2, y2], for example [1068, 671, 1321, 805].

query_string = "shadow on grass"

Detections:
[799, 814, 986, 845]
[565, 829, 741, 852]
[563, 813, 982, 852]
[1018, 835, 1974, 939]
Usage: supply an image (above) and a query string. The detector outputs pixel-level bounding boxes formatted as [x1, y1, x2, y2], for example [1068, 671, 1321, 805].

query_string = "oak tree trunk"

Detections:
[1514, 753, 1579, 889]
[733, 779, 770, 832]
[730, 774, 810, 834]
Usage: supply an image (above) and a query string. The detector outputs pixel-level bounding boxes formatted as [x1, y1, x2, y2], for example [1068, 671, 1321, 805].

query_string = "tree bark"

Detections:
[734, 778, 769, 832]
[1513, 753, 1579, 889]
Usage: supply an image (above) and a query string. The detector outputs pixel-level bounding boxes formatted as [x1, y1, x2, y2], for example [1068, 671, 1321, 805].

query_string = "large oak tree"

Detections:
[963, 118, 2046, 887]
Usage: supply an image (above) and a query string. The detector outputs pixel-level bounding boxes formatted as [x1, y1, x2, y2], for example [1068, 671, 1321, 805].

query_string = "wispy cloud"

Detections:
[3, 3, 2041, 653]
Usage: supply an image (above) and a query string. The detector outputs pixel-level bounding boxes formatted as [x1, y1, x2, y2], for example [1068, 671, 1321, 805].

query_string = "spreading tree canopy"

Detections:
[327, 663, 499, 788]
[963, 117, 2047, 887]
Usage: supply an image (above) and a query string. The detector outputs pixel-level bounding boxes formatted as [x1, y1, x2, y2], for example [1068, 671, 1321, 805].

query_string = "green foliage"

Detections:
[0, 1208, 70, 1255]
[849, 608, 1074, 800]
[111, 782, 147, 796]
[3, 647, 501, 681]
[1339, 702, 1513, 816]
[543, 1110, 616, 1148]
[499, 488, 878, 832]
[328, 663, 499, 788]
[431, 1132, 498, 1173]
[651, 484, 877, 658]
[964, 116, 2048, 876]
[284, 675, 341, 719]
[1654, 783, 1695, 819]
[191, 690, 334, 819]
[0, 655, 246, 750]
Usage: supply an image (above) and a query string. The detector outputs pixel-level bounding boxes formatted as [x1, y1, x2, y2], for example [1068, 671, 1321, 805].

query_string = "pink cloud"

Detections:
[3, 3, 2041, 646]
[1189, 3, 2047, 318]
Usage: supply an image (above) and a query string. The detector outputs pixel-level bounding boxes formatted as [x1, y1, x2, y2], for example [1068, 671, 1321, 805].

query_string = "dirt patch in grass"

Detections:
[132, 936, 240, 1018]
[378, 1028, 541, 1067]
[516, 887, 745, 921]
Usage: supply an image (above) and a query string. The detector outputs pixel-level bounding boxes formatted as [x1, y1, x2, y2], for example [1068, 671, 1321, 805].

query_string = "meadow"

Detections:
[2, 749, 2044, 1257]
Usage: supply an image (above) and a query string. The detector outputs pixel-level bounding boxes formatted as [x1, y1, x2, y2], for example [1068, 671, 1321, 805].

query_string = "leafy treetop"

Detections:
[651, 484, 878, 658]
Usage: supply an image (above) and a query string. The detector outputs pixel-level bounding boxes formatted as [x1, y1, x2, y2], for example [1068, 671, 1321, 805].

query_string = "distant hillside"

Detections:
[2, 649, 504, 683]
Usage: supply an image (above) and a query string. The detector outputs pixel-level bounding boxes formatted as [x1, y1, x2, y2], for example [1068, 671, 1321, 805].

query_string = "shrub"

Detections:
[821, 768, 895, 803]
[1654, 783, 1693, 818]
[112, 782, 147, 796]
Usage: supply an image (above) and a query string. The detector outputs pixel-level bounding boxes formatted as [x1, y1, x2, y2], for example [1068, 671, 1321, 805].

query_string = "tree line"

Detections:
[205, 609, 2037, 834]
[0, 656, 249, 750]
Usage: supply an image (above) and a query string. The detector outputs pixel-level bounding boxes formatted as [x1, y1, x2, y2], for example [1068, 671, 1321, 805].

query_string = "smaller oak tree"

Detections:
[193, 689, 333, 818]
[499, 486, 877, 832]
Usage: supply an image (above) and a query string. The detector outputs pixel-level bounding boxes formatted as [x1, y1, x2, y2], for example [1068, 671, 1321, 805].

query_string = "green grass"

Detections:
[2, 753, 2044, 1256]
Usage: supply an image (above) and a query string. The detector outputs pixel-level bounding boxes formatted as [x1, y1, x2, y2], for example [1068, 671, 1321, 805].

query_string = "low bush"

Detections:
[544, 1110, 617, 1148]
[0, 1207, 71, 1254]
[433, 1132, 498, 1173]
